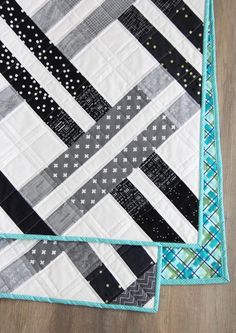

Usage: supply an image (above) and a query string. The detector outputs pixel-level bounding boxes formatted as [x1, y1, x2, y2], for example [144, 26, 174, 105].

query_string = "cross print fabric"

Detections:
[0, 0, 204, 246]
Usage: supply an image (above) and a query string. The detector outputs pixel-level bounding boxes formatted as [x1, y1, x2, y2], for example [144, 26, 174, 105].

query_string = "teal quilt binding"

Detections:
[161, 0, 229, 285]
[0, 246, 162, 313]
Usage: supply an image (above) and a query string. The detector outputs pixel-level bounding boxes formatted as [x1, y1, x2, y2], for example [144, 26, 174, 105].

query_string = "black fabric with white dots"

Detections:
[87, 263, 124, 303]
[0, 42, 84, 146]
[111, 179, 184, 243]
[151, 0, 204, 52]
[140, 153, 199, 229]
[119, 5, 202, 104]
[0, 0, 111, 121]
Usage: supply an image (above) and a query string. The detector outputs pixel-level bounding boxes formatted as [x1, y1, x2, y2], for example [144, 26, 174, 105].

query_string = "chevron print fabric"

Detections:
[0, 0, 204, 246]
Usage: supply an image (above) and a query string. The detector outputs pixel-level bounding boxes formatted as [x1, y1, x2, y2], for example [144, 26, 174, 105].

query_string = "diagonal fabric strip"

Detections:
[0, 171, 55, 235]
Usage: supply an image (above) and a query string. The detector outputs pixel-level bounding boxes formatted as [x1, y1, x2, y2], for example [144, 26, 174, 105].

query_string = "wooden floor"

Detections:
[0, 1, 235, 332]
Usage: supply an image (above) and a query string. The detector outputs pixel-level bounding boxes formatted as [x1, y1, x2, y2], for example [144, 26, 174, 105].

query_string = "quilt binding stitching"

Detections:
[161, 0, 229, 285]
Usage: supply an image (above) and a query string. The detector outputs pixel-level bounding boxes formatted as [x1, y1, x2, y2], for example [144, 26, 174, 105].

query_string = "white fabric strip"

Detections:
[0, 74, 9, 91]
[34, 80, 184, 219]
[88, 242, 137, 289]
[128, 169, 198, 243]
[0, 102, 67, 189]
[0, 17, 95, 132]
[16, 0, 50, 16]
[183, 0, 205, 21]
[0, 237, 37, 271]
[156, 111, 200, 197]
[0, 207, 22, 234]
[64, 194, 154, 242]
[46, 0, 106, 44]
[14, 252, 103, 303]
[134, 0, 202, 73]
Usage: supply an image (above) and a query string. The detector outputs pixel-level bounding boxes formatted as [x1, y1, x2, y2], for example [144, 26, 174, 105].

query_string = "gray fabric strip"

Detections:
[46, 93, 199, 234]
[57, 0, 136, 59]
[32, 0, 82, 33]
[20, 66, 173, 206]
[0, 240, 102, 292]
[112, 264, 157, 306]
[0, 86, 23, 120]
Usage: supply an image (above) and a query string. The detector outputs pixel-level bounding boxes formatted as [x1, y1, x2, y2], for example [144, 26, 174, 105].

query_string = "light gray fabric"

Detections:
[32, 0, 82, 32]
[0, 86, 23, 119]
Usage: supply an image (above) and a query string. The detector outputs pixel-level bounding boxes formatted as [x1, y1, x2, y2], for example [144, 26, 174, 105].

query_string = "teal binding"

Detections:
[161, 0, 229, 285]
[0, 245, 162, 313]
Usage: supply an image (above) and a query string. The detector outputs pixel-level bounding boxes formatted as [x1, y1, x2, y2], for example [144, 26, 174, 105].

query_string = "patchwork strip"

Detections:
[0, 172, 55, 235]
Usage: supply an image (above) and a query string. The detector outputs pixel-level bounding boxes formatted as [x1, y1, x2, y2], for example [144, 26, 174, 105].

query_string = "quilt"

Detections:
[0, 0, 205, 247]
[0, 0, 229, 313]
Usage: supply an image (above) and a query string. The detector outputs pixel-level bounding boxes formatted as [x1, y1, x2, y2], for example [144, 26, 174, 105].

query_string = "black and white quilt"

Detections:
[0, 0, 204, 246]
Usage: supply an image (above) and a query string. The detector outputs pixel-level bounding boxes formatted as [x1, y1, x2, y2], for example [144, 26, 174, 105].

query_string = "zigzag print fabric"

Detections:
[0, 0, 205, 246]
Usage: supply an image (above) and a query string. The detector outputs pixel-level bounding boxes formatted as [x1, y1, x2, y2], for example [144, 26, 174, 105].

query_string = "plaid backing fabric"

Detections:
[161, 0, 229, 283]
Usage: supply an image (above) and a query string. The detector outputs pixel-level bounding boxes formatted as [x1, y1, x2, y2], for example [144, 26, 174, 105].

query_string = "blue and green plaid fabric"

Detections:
[161, 0, 229, 284]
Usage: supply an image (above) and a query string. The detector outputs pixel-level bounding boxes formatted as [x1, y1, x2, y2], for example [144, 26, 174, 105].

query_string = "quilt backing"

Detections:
[0, 0, 205, 246]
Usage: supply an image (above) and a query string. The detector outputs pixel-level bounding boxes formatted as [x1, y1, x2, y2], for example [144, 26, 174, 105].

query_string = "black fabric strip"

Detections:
[86, 264, 124, 303]
[116, 245, 155, 277]
[0, 0, 111, 121]
[119, 6, 202, 104]
[151, 0, 204, 52]
[0, 172, 55, 235]
[111, 179, 184, 243]
[140, 153, 199, 229]
[0, 42, 83, 146]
